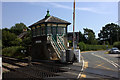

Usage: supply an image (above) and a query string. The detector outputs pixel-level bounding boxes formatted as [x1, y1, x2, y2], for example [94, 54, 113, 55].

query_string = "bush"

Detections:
[113, 42, 120, 49]
[78, 42, 86, 51]
[2, 46, 26, 59]
[78, 42, 112, 51]
[85, 45, 112, 51]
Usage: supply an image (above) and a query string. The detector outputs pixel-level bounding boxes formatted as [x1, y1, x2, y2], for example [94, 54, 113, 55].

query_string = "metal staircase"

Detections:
[18, 31, 28, 39]
[47, 35, 67, 61]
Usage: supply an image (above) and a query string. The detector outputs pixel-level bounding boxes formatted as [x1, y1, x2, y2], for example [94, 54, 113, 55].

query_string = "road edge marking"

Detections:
[77, 56, 85, 79]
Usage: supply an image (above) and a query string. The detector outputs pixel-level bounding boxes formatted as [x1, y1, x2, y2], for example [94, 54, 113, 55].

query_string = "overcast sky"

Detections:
[2, 2, 118, 37]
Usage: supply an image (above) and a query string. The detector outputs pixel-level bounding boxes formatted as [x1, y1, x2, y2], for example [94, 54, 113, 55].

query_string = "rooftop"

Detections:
[29, 10, 71, 28]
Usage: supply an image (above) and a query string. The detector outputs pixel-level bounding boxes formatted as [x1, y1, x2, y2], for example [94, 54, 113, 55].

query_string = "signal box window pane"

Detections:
[32, 29, 36, 37]
[41, 27, 45, 35]
[47, 27, 51, 35]
[37, 27, 41, 36]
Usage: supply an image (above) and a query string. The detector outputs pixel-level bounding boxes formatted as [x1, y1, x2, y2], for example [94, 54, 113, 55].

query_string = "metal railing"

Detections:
[47, 35, 61, 59]
[47, 35, 67, 60]
[57, 35, 66, 51]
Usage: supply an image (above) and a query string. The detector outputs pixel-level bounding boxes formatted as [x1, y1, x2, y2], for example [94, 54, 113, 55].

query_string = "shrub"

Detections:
[85, 45, 112, 51]
[2, 46, 26, 59]
[78, 42, 86, 51]
[113, 42, 120, 49]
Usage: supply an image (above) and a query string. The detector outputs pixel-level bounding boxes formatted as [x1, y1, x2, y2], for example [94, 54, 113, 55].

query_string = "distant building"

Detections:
[67, 32, 80, 44]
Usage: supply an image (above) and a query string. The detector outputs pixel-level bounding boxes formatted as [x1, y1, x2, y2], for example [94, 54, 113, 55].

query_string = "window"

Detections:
[47, 27, 51, 35]
[57, 27, 66, 35]
[32, 27, 36, 37]
[41, 26, 45, 35]
[63, 27, 66, 34]
[57, 27, 61, 34]
[36, 26, 40, 36]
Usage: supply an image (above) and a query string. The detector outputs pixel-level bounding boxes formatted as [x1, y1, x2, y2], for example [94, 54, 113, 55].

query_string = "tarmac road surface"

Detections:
[81, 51, 120, 80]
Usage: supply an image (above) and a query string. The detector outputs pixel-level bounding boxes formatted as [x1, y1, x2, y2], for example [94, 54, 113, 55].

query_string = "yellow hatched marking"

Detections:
[84, 62, 88, 68]
[94, 63, 104, 68]
[81, 74, 86, 78]
[94, 63, 113, 70]
[101, 65, 113, 70]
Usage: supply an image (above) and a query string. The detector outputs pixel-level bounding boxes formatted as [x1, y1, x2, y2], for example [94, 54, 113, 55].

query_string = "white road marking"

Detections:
[91, 53, 120, 68]
[77, 56, 85, 79]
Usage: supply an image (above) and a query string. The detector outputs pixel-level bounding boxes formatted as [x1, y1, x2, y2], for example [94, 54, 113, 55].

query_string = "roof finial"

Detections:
[45, 9, 50, 18]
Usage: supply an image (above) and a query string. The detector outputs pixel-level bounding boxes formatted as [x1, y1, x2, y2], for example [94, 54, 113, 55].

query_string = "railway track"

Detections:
[3, 56, 119, 80]
[2, 56, 75, 79]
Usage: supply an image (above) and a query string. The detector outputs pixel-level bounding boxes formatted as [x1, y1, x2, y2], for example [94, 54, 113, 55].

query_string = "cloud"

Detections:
[50, 2, 109, 14]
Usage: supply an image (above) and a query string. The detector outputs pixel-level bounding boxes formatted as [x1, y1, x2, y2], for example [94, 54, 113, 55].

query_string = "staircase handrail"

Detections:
[57, 35, 66, 50]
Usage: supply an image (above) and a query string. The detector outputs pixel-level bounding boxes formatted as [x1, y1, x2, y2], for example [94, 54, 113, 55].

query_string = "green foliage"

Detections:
[113, 42, 120, 49]
[98, 23, 120, 45]
[10, 23, 28, 35]
[85, 45, 111, 51]
[10, 38, 22, 46]
[68, 40, 72, 47]
[83, 28, 97, 45]
[0, 39, 1, 55]
[2, 30, 17, 47]
[22, 37, 32, 47]
[78, 42, 86, 51]
[105, 41, 109, 45]
[68, 40, 72, 43]
[78, 31, 86, 43]
[78, 42, 112, 51]
[2, 46, 26, 59]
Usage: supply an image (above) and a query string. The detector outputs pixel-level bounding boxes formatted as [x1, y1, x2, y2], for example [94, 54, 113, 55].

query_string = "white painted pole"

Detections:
[79, 49, 81, 62]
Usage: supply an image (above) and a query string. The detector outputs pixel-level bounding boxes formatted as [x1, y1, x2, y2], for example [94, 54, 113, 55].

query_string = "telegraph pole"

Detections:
[73, 0, 75, 49]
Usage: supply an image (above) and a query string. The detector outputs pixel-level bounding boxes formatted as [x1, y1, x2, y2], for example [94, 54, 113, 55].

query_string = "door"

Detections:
[52, 27, 57, 41]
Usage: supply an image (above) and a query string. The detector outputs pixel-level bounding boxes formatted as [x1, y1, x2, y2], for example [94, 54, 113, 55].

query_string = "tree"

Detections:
[78, 31, 86, 43]
[78, 42, 86, 51]
[2, 30, 17, 47]
[113, 42, 120, 49]
[98, 23, 120, 45]
[10, 38, 22, 46]
[83, 28, 97, 45]
[10, 23, 28, 35]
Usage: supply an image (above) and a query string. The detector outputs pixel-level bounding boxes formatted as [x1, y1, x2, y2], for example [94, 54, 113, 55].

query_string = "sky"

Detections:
[2, 2, 118, 37]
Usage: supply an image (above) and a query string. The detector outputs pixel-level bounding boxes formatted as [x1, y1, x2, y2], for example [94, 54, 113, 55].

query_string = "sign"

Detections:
[35, 40, 41, 43]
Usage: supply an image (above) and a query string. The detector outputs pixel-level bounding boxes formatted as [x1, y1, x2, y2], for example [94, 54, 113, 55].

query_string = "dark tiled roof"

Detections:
[29, 16, 71, 28]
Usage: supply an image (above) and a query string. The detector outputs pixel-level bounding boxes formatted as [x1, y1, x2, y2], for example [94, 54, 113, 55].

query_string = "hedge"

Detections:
[78, 42, 86, 51]
[113, 42, 120, 49]
[2, 46, 26, 59]
[78, 42, 112, 51]
[85, 45, 112, 51]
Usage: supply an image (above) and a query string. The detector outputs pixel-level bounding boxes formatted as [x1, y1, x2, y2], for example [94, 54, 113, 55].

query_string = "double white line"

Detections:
[91, 53, 120, 68]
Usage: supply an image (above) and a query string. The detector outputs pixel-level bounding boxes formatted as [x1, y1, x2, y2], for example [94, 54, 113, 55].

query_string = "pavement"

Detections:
[54, 61, 83, 79]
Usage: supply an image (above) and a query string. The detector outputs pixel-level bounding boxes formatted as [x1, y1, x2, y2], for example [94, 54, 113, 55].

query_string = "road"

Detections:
[81, 51, 120, 80]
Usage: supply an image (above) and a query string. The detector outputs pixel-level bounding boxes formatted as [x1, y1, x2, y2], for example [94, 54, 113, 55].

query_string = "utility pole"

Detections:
[73, 0, 75, 50]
